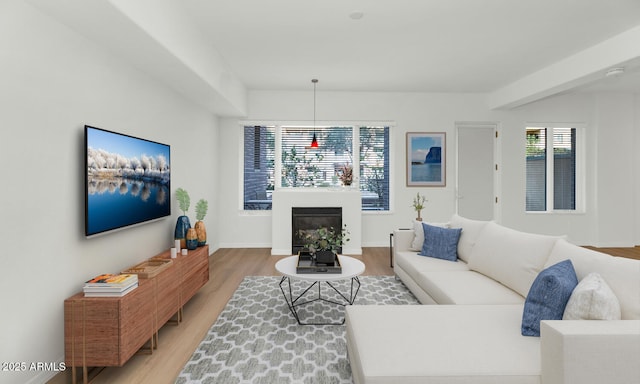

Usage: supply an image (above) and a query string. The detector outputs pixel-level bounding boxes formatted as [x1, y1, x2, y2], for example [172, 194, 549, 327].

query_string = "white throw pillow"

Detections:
[410, 221, 449, 251]
[563, 272, 621, 320]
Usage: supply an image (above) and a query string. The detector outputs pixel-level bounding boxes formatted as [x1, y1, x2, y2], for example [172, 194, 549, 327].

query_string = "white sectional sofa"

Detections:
[345, 214, 640, 384]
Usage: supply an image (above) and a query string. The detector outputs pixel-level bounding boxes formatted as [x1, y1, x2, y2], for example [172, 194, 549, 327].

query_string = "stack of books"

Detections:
[83, 273, 138, 297]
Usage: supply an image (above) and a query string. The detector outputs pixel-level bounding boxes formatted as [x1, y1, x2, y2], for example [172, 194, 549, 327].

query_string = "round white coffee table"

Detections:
[275, 255, 365, 325]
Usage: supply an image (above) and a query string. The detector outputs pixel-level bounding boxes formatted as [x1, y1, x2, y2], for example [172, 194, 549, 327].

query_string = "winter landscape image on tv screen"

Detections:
[85, 125, 171, 237]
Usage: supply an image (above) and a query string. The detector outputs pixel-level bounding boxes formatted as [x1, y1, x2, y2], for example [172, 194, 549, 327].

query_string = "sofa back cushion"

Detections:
[449, 214, 490, 263]
[545, 239, 640, 320]
[468, 222, 559, 297]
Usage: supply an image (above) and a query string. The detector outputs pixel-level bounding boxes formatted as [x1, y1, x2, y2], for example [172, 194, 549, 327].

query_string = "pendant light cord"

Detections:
[312, 79, 318, 130]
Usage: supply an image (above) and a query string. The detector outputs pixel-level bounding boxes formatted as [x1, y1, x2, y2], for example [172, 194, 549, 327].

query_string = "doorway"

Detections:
[456, 123, 498, 220]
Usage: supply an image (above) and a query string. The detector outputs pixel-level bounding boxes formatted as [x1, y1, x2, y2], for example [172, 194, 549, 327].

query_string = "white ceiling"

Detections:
[181, 0, 640, 93]
[25, 0, 640, 115]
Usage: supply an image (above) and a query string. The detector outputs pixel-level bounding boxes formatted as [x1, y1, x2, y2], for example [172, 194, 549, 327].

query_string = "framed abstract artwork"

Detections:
[406, 132, 446, 187]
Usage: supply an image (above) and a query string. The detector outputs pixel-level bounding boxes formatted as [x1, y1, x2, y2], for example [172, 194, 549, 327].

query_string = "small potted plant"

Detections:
[298, 225, 350, 264]
[338, 163, 353, 186]
[412, 192, 427, 221]
[194, 198, 208, 247]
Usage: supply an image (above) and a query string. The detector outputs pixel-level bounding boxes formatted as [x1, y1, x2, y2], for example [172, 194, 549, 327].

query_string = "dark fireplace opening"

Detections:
[292, 207, 342, 255]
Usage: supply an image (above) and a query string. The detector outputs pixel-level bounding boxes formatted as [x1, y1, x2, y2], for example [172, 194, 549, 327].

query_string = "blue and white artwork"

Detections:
[85, 126, 171, 236]
[406, 132, 446, 186]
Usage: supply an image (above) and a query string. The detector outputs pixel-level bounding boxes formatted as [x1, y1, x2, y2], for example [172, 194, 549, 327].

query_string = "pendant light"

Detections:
[310, 78, 319, 148]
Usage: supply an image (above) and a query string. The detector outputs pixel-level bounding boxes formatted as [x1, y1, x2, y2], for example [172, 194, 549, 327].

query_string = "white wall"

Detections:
[219, 91, 494, 248]
[593, 93, 636, 246]
[502, 92, 638, 246]
[219, 90, 638, 249]
[0, 2, 218, 383]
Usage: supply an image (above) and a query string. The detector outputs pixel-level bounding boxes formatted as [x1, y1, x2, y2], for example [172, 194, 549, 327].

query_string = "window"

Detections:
[243, 125, 390, 211]
[281, 126, 353, 187]
[243, 126, 275, 210]
[359, 126, 390, 210]
[526, 126, 582, 212]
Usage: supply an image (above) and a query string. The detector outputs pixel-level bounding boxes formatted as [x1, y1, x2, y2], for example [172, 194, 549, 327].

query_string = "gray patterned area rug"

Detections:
[176, 275, 419, 384]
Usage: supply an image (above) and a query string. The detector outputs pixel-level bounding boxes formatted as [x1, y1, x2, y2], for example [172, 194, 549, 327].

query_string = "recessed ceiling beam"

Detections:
[26, 0, 247, 117]
[488, 25, 640, 110]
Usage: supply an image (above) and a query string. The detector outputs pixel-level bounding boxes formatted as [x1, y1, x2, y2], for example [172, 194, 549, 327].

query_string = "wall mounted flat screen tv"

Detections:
[85, 125, 171, 237]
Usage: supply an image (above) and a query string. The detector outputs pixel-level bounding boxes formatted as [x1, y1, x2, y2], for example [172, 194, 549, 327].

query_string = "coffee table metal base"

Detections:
[279, 276, 361, 325]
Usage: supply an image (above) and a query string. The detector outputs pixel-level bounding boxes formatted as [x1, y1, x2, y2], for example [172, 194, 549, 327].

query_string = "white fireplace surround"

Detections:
[271, 189, 362, 255]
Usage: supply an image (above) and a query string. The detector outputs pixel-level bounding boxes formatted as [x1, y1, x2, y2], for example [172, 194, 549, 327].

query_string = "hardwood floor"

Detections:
[48, 245, 636, 384]
[584, 246, 640, 260]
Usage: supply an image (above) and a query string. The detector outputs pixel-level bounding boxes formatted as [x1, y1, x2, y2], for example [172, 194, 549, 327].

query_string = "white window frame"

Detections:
[526, 123, 586, 214]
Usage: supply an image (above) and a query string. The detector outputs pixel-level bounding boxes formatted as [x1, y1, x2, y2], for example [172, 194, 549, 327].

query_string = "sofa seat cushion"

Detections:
[468, 222, 560, 297]
[416, 271, 525, 304]
[545, 239, 640, 320]
[395, 251, 470, 283]
[346, 305, 540, 384]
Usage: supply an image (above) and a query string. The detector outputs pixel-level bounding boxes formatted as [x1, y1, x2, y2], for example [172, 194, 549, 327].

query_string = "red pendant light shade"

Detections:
[310, 78, 319, 148]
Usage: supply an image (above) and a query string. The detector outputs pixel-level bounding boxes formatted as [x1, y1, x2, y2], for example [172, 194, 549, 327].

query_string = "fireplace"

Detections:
[291, 207, 342, 255]
[271, 189, 361, 255]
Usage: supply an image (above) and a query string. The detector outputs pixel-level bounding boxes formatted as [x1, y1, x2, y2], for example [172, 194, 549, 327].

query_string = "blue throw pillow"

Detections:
[419, 223, 462, 262]
[521, 259, 578, 337]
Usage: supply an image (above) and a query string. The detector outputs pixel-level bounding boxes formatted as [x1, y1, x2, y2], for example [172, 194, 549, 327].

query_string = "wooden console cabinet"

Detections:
[64, 245, 209, 384]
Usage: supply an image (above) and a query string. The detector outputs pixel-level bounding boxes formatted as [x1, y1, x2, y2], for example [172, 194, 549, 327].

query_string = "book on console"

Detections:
[83, 283, 138, 293]
[84, 283, 138, 297]
[84, 273, 138, 287]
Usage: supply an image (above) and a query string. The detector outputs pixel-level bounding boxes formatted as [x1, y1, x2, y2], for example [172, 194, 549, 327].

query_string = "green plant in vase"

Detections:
[297, 225, 350, 264]
[194, 198, 208, 247]
[412, 192, 427, 221]
[175, 188, 192, 249]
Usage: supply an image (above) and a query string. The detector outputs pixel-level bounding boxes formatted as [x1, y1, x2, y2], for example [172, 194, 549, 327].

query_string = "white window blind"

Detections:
[243, 125, 391, 211]
[281, 126, 352, 187]
[360, 126, 390, 210]
[243, 126, 275, 210]
[526, 127, 546, 211]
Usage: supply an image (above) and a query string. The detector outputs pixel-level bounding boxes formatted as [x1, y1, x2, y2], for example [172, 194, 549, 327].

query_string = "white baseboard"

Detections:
[218, 242, 272, 249]
[221, 244, 385, 254]
[362, 241, 391, 247]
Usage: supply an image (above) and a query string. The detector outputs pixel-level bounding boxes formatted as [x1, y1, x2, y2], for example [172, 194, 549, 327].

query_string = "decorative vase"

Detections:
[315, 250, 336, 265]
[195, 220, 207, 246]
[174, 215, 191, 249]
[186, 228, 198, 250]
[416, 210, 423, 221]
